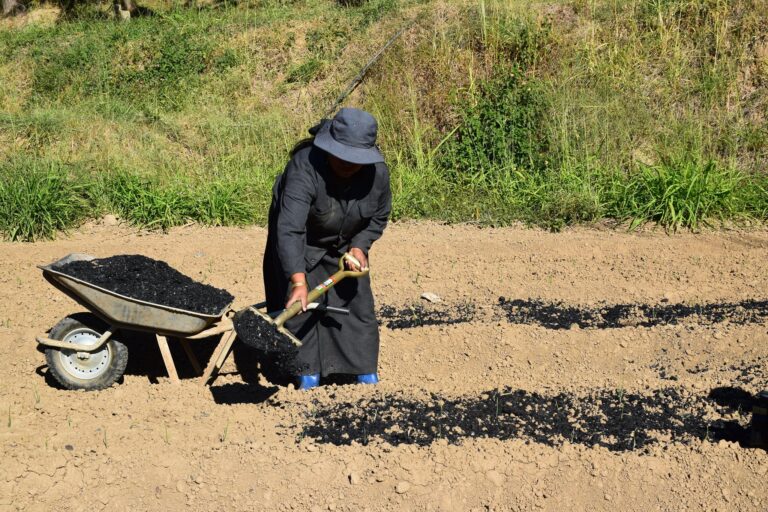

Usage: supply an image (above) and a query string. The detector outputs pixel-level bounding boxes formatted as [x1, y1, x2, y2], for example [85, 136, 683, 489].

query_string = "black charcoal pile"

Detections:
[301, 387, 750, 451]
[53, 255, 234, 315]
[498, 297, 768, 330]
[377, 302, 476, 330]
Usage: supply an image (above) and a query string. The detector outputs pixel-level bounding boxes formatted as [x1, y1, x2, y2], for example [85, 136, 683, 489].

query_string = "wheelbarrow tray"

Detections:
[39, 253, 231, 336]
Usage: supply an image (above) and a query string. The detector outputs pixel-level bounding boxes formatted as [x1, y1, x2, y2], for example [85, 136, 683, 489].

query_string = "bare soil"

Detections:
[1, 221, 767, 511]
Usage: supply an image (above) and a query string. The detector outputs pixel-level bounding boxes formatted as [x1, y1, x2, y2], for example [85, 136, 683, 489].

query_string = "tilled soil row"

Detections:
[498, 298, 768, 329]
[375, 298, 768, 330]
[377, 302, 477, 329]
[297, 387, 753, 452]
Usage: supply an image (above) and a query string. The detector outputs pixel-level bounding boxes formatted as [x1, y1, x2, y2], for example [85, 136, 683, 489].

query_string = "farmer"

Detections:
[263, 108, 392, 390]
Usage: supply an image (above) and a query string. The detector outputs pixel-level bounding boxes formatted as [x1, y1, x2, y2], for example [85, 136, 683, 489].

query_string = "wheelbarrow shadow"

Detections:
[120, 330, 219, 383]
[206, 344, 289, 405]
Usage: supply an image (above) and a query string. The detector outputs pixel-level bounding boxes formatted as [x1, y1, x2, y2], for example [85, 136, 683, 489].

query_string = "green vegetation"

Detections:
[0, 0, 766, 240]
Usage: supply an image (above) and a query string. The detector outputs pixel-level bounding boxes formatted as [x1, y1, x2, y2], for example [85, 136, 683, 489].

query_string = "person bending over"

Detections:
[263, 108, 391, 390]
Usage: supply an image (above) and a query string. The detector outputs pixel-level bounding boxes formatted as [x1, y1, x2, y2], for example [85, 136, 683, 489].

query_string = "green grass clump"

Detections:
[606, 159, 747, 231]
[99, 173, 193, 230]
[192, 180, 259, 226]
[441, 68, 550, 178]
[98, 173, 260, 230]
[0, 162, 88, 241]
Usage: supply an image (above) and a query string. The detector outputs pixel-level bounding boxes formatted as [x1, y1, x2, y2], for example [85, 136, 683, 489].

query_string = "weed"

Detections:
[0, 161, 88, 241]
[286, 58, 324, 84]
[607, 159, 745, 231]
[441, 67, 550, 178]
[220, 420, 229, 443]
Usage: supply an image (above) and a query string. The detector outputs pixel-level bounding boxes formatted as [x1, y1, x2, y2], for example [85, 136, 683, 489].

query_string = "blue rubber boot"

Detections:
[297, 373, 320, 390]
[357, 373, 379, 385]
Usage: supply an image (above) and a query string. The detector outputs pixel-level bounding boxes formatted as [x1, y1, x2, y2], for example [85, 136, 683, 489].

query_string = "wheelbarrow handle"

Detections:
[273, 253, 369, 328]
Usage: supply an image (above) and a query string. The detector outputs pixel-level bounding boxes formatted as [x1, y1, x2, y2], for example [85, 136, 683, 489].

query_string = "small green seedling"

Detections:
[220, 420, 229, 443]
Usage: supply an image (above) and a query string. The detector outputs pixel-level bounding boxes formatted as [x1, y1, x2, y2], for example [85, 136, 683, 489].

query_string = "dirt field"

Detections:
[1, 221, 767, 511]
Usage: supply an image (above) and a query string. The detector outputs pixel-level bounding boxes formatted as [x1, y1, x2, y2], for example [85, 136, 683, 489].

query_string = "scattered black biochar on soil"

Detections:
[301, 387, 753, 451]
[377, 302, 476, 330]
[233, 307, 307, 375]
[54, 255, 234, 315]
[498, 298, 768, 330]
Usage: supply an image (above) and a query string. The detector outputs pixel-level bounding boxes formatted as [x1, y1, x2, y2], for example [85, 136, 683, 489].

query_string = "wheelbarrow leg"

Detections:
[156, 335, 180, 384]
[179, 339, 203, 375]
[200, 330, 236, 385]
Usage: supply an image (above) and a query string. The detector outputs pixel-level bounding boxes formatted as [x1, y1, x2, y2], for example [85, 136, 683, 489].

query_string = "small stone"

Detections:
[619, 341, 628, 348]
[348, 472, 361, 485]
[64, 444, 74, 451]
[395, 481, 411, 494]
[102, 214, 119, 226]
[176, 481, 188, 494]
[713, 332, 724, 340]
[604, 494, 612, 502]
[421, 292, 442, 303]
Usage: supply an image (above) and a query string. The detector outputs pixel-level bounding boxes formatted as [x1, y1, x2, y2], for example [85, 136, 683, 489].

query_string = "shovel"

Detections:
[235, 253, 369, 350]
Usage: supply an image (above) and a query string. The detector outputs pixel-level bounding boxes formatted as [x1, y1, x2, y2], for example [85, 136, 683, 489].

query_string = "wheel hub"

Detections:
[58, 329, 111, 380]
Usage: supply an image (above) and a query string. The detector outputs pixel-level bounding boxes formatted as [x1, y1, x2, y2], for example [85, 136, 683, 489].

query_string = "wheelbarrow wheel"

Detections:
[44, 313, 128, 391]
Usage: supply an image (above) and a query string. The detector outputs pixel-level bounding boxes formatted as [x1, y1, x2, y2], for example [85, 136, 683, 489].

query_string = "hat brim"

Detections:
[314, 130, 384, 165]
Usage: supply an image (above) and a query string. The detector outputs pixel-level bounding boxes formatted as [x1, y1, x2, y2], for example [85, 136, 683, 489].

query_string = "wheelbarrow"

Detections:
[36, 252, 367, 390]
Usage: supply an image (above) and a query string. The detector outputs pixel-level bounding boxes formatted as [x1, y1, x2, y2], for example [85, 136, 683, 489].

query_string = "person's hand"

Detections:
[286, 273, 308, 312]
[347, 248, 368, 271]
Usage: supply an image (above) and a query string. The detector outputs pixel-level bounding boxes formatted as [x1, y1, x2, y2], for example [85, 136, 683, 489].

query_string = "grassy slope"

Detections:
[0, 0, 766, 240]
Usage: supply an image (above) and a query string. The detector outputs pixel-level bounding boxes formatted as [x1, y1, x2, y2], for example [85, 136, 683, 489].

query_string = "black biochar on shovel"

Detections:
[54, 255, 233, 315]
[233, 308, 309, 375]
[233, 308, 296, 352]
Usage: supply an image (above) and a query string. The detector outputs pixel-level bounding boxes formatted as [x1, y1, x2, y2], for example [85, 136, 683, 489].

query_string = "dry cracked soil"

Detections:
[1, 221, 767, 511]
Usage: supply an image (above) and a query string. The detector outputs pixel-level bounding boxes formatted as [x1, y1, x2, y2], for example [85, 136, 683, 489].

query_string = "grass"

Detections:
[0, 160, 88, 241]
[220, 419, 229, 443]
[0, 0, 766, 241]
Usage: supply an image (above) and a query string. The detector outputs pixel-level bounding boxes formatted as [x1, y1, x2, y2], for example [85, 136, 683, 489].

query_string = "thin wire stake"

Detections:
[324, 21, 413, 118]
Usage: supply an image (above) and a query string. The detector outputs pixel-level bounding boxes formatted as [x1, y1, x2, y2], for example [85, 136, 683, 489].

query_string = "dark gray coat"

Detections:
[263, 145, 391, 376]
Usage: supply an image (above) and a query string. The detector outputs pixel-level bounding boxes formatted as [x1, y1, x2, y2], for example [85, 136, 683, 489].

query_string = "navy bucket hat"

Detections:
[313, 108, 384, 165]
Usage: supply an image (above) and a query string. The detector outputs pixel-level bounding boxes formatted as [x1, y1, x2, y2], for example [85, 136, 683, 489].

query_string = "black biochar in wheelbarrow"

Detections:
[54, 255, 234, 315]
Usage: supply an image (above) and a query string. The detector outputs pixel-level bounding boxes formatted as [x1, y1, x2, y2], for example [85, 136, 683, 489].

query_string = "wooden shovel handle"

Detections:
[273, 253, 370, 328]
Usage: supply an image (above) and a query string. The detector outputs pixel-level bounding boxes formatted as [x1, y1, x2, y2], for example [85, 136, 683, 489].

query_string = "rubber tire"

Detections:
[44, 313, 128, 391]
